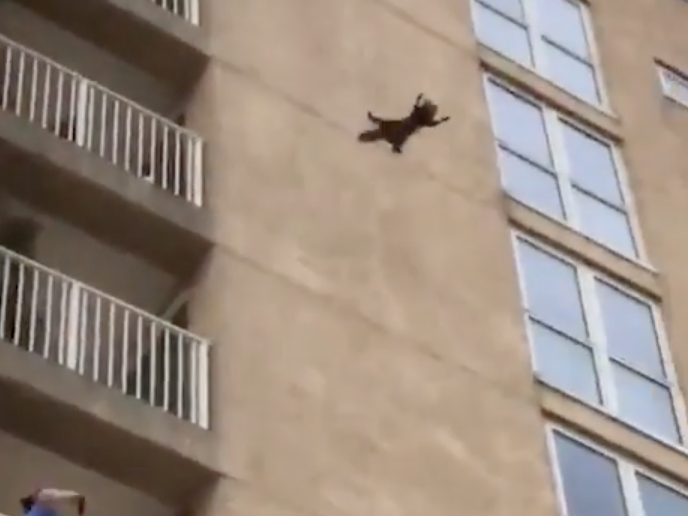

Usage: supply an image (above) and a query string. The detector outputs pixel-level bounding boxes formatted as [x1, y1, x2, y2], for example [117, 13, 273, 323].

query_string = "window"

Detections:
[486, 78, 640, 258]
[548, 427, 688, 516]
[658, 63, 688, 108]
[472, 0, 605, 106]
[514, 234, 684, 444]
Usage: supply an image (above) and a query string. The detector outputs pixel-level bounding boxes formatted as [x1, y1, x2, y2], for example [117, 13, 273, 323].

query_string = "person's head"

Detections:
[20, 491, 39, 513]
[21, 489, 86, 516]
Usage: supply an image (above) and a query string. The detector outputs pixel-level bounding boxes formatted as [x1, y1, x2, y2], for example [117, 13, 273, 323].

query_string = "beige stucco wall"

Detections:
[183, 0, 688, 514]
[185, 0, 554, 514]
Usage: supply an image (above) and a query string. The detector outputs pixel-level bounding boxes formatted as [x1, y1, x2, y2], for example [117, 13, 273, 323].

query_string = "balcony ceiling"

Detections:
[6, 0, 209, 93]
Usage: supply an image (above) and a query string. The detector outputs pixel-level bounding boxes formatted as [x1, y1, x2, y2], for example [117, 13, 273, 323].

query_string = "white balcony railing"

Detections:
[0, 34, 204, 207]
[152, 0, 200, 25]
[0, 245, 210, 429]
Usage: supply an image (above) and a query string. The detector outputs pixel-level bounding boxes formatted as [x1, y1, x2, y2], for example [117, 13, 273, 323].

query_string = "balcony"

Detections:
[3, 0, 208, 92]
[0, 34, 211, 279]
[0, 245, 220, 505]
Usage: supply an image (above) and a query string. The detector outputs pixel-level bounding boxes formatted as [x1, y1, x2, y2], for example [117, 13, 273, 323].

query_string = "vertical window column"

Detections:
[485, 78, 639, 258]
[514, 234, 685, 444]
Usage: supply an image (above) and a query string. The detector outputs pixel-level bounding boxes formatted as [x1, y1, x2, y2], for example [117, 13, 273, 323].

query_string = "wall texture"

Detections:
[186, 0, 556, 515]
[185, 0, 688, 514]
[4, 0, 688, 512]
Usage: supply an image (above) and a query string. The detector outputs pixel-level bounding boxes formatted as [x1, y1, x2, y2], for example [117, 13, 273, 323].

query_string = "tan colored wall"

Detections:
[186, 0, 557, 514]
[184, 0, 688, 511]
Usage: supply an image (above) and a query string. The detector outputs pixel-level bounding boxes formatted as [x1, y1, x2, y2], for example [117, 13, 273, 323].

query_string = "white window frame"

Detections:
[485, 74, 649, 265]
[512, 231, 688, 447]
[546, 424, 688, 516]
[470, 0, 611, 110]
[657, 62, 688, 109]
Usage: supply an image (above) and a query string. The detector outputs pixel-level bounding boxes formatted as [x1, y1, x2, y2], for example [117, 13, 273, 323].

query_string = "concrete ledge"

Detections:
[8, 0, 209, 93]
[478, 45, 624, 142]
[504, 196, 661, 299]
[539, 384, 688, 482]
[0, 342, 222, 505]
[0, 109, 213, 279]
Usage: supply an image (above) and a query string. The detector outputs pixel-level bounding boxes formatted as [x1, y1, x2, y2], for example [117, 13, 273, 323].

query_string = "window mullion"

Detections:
[544, 426, 573, 516]
[579, 4, 611, 111]
[545, 111, 578, 225]
[510, 234, 543, 379]
[522, 0, 546, 72]
[620, 464, 646, 516]
[657, 66, 672, 96]
[580, 269, 616, 411]
[651, 304, 688, 444]
[610, 145, 648, 264]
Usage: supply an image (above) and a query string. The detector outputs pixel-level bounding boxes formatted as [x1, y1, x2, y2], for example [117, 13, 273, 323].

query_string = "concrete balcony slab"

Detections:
[0, 109, 212, 279]
[0, 342, 221, 506]
[6, 0, 208, 93]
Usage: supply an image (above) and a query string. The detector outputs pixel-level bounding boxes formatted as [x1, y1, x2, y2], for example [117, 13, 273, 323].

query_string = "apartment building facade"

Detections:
[2, 1, 688, 516]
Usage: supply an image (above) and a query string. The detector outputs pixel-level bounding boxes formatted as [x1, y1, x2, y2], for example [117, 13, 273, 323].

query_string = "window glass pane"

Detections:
[477, 0, 524, 21]
[661, 68, 688, 107]
[530, 321, 600, 404]
[544, 42, 600, 105]
[536, 0, 589, 58]
[487, 82, 552, 167]
[553, 433, 627, 516]
[638, 474, 688, 516]
[561, 124, 623, 206]
[475, 7, 533, 68]
[517, 240, 587, 339]
[574, 190, 636, 257]
[500, 148, 565, 220]
[613, 365, 680, 443]
[596, 281, 665, 380]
